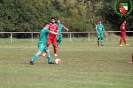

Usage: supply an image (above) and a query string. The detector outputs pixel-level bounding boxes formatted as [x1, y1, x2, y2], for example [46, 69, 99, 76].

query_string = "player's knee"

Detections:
[98, 38, 100, 40]
[46, 49, 50, 54]
[57, 40, 61, 43]
[53, 43, 56, 47]
[37, 51, 42, 55]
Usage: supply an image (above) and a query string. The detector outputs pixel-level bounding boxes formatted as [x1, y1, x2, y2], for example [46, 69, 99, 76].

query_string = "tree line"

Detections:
[0, 0, 133, 37]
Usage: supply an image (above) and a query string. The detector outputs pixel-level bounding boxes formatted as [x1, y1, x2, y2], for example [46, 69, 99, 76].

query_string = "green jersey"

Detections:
[57, 24, 64, 34]
[38, 28, 50, 44]
[96, 24, 104, 34]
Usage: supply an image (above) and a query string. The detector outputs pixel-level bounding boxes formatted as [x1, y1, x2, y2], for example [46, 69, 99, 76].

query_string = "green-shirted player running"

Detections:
[56, 20, 69, 48]
[95, 21, 107, 46]
[30, 22, 61, 65]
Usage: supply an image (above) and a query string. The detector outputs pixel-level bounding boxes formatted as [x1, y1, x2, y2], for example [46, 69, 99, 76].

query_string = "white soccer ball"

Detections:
[54, 59, 61, 64]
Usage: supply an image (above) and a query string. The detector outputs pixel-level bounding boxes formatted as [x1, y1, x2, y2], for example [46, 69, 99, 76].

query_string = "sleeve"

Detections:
[102, 25, 104, 30]
[102, 25, 104, 29]
[46, 29, 50, 34]
[39, 30, 43, 38]
[62, 24, 64, 27]
[120, 24, 124, 30]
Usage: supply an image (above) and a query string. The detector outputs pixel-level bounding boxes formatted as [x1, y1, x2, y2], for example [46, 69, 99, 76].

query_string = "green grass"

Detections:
[0, 41, 133, 88]
[0, 36, 133, 43]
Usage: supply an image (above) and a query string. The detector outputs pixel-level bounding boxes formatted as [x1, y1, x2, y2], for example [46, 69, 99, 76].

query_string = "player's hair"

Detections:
[44, 22, 49, 26]
[99, 20, 102, 22]
[56, 19, 60, 23]
[51, 17, 55, 20]
[121, 20, 126, 24]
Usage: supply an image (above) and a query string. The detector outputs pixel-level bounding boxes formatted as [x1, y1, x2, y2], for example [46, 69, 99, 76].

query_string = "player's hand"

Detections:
[104, 32, 107, 37]
[66, 28, 69, 31]
[58, 34, 62, 36]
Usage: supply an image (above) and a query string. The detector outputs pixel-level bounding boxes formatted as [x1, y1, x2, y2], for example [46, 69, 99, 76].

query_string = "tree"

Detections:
[0, 0, 133, 38]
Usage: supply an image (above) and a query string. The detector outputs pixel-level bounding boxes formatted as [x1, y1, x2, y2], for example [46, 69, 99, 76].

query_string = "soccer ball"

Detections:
[54, 59, 61, 64]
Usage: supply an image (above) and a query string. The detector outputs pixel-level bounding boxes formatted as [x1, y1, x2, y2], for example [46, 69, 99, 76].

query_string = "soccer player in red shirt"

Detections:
[119, 21, 129, 46]
[43, 17, 58, 56]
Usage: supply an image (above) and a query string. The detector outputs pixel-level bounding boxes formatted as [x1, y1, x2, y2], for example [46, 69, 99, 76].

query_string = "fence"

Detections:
[0, 31, 133, 43]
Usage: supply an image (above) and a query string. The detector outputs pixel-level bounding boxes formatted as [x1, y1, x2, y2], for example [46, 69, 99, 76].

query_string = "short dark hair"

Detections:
[51, 17, 55, 20]
[44, 22, 49, 26]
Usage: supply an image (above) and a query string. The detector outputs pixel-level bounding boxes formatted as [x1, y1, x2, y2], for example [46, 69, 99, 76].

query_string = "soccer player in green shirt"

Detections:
[30, 22, 61, 65]
[96, 21, 107, 46]
[56, 20, 69, 48]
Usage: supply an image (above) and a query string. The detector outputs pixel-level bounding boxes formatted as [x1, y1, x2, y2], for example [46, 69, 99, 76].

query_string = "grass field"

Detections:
[0, 41, 133, 88]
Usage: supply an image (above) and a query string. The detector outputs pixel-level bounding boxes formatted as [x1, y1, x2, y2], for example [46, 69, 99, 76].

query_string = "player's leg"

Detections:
[30, 51, 41, 65]
[123, 33, 129, 46]
[42, 38, 51, 56]
[123, 38, 127, 45]
[119, 32, 123, 46]
[57, 40, 60, 47]
[57, 40, 61, 48]
[57, 36, 62, 48]
[101, 37, 104, 46]
[97, 34, 100, 46]
[97, 38, 100, 46]
[119, 38, 123, 46]
[100, 34, 104, 46]
[56, 36, 60, 47]
[52, 38, 57, 56]
[30, 43, 43, 65]
[45, 49, 54, 64]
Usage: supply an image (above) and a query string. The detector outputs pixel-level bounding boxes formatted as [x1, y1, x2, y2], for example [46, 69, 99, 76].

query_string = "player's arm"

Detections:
[96, 29, 99, 34]
[121, 26, 125, 30]
[95, 25, 99, 34]
[102, 25, 107, 36]
[120, 24, 126, 31]
[49, 31, 61, 36]
[63, 26, 69, 31]
[56, 25, 58, 32]
[103, 29, 107, 36]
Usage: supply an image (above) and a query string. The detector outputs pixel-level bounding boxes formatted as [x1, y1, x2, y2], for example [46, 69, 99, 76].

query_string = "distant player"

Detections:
[56, 20, 69, 48]
[119, 20, 129, 46]
[30, 22, 61, 65]
[42, 17, 58, 56]
[96, 21, 107, 46]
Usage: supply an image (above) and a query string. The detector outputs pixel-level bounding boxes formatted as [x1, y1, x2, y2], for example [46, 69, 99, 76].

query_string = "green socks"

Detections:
[47, 54, 52, 62]
[31, 53, 52, 63]
[101, 40, 103, 44]
[31, 54, 38, 61]
[57, 41, 60, 47]
[98, 39, 104, 45]
[97, 40, 100, 45]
